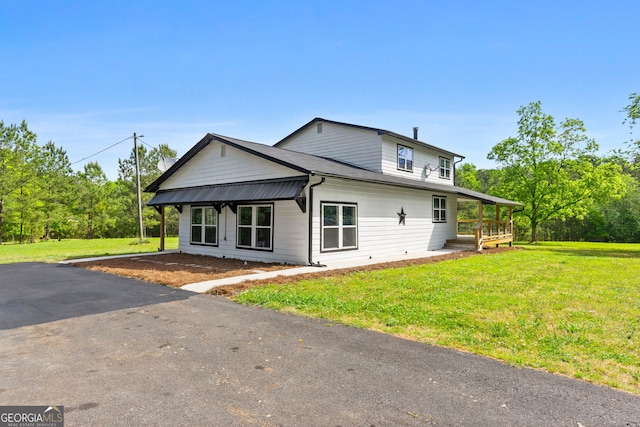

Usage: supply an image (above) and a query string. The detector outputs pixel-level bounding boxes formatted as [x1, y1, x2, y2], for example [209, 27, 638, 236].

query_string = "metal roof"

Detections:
[147, 176, 308, 206]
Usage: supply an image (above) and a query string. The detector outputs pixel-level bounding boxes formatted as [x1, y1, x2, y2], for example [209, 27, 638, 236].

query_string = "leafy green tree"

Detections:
[488, 101, 625, 242]
[623, 92, 640, 145]
[0, 120, 39, 243]
[601, 174, 640, 242]
[455, 163, 481, 192]
[39, 141, 75, 240]
[76, 162, 117, 239]
[117, 143, 178, 238]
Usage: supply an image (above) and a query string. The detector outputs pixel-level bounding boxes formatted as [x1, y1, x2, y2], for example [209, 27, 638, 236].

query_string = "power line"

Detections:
[136, 136, 156, 150]
[70, 135, 133, 166]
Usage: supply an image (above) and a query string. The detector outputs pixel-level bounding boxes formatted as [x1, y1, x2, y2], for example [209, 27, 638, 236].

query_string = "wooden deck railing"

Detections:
[457, 219, 514, 249]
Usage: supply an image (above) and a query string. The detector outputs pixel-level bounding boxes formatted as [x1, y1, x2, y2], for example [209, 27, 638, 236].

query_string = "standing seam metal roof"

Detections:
[147, 176, 308, 206]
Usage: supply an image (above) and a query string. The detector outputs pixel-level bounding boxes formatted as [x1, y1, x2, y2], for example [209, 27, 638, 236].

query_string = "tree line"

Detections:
[1, 93, 639, 244]
[456, 93, 640, 243]
[0, 121, 178, 243]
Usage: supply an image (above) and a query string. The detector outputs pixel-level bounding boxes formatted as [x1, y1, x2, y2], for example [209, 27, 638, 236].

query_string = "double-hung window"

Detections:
[433, 196, 447, 223]
[321, 203, 357, 251]
[439, 157, 451, 179]
[191, 206, 218, 245]
[397, 145, 414, 172]
[237, 204, 273, 250]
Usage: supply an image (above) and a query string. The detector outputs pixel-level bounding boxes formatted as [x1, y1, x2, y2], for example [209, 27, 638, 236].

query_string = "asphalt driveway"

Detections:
[1, 263, 639, 426]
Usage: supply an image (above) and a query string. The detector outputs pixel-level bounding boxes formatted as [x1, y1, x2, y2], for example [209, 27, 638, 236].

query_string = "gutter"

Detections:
[307, 176, 325, 266]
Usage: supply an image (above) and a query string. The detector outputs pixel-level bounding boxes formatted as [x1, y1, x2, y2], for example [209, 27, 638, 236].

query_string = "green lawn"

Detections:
[235, 242, 640, 395]
[0, 237, 179, 264]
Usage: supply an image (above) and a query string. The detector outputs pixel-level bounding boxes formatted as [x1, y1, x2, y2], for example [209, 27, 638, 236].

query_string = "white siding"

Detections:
[160, 141, 298, 190]
[278, 123, 383, 172]
[178, 200, 308, 265]
[309, 177, 457, 264]
[380, 136, 455, 185]
[175, 177, 458, 265]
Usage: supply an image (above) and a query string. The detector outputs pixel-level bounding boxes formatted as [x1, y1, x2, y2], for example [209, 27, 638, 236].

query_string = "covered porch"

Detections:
[448, 191, 523, 252]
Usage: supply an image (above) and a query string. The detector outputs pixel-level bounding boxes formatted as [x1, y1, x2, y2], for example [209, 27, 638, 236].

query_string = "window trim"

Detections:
[397, 144, 414, 172]
[439, 156, 451, 180]
[432, 196, 447, 223]
[236, 203, 274, 252]
[190, 206, 218, 246]
[320, 202, 358, 253]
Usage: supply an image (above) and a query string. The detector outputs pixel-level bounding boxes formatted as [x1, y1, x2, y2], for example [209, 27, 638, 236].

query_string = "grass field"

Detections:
[235, 242, 640, 395]
[0, 237, 179, 264]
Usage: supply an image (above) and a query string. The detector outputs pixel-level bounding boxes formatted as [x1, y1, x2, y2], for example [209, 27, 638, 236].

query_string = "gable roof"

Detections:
[145, 133, 522, 207]
[275, 117, 464, 159]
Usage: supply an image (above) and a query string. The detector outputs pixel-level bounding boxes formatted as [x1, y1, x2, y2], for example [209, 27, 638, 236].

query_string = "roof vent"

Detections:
[413, 127, 419, 140]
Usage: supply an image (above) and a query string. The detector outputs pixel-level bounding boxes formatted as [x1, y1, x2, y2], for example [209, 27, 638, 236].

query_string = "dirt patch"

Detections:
[71, 246, 519, 295]
[70, 253, 296, 287]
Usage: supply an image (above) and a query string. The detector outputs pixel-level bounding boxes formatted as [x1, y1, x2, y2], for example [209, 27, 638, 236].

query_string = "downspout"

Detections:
[308, 176, 325, 266]
[453, 156, 464, 186]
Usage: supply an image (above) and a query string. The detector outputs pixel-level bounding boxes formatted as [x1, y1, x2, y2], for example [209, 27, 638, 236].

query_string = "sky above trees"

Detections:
[1, 0, 639, 179]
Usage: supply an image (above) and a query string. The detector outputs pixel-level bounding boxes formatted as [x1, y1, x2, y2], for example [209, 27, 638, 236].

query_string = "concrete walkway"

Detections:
[61, 249, 462, 293]
[180, 249, 460, 292]
[59, 250, 179, 264]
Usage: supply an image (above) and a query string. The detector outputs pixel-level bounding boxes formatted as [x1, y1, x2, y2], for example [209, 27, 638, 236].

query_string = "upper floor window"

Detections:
[433, 196, 447, 223]
[439, 157, 451, 179]
[191, 206, 218, 245]
[237, 204, 273, 250]
[322, 202, 358, 251]
[398, 145, 414, 172]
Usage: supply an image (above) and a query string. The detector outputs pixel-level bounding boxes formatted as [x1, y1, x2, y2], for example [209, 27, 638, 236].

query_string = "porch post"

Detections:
[508, 206, 513, 247]
[475, 201, 483, 252]
[495, 204, 500, 248]
[159, 205, 165, 252]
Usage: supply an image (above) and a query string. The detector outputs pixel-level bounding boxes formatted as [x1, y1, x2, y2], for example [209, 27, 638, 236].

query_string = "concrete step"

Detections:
[443, 242, 475, 250]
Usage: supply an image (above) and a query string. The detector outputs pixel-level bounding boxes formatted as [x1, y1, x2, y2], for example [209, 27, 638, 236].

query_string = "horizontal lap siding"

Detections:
[178, 201, 308, 265]
[311, 178, 456, 264]
[160, 141, 297, 190]
[278, 124, 382, 172]
[380, 138, 455, 186]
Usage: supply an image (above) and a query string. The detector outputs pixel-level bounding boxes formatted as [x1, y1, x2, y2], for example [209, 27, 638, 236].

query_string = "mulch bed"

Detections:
[70, 253, 296, 288]
[70, 246, 519, 295]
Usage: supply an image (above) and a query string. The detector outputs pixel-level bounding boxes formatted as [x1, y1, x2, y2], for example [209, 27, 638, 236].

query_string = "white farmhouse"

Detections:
[146, 118, 522, 265]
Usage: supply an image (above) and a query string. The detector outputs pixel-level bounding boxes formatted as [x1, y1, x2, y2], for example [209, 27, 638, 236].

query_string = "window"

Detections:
[322, 203, 357, 251]
[191, 207, 218, 245]
[433, 196, 447, 223]
[439, 157, 451, 179]
[397, 145, 414, 172]
[237, 204, 273, 250]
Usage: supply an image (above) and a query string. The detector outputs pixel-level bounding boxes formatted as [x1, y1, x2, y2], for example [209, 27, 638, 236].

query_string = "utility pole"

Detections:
[133, 132, 145, 243]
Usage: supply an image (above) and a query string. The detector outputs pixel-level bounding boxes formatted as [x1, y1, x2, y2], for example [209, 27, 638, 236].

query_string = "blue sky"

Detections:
[1, 1, 638, 179]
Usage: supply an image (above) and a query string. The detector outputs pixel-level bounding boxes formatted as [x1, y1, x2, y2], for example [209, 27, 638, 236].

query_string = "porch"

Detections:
[447, 200, 516, 252]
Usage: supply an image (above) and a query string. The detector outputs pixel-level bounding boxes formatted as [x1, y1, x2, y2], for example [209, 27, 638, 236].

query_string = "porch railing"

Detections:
[457, 219, 514, 248]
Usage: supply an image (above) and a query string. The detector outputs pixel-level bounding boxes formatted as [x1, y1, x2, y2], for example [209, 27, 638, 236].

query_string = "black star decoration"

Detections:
[397, 207, 407, 225]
